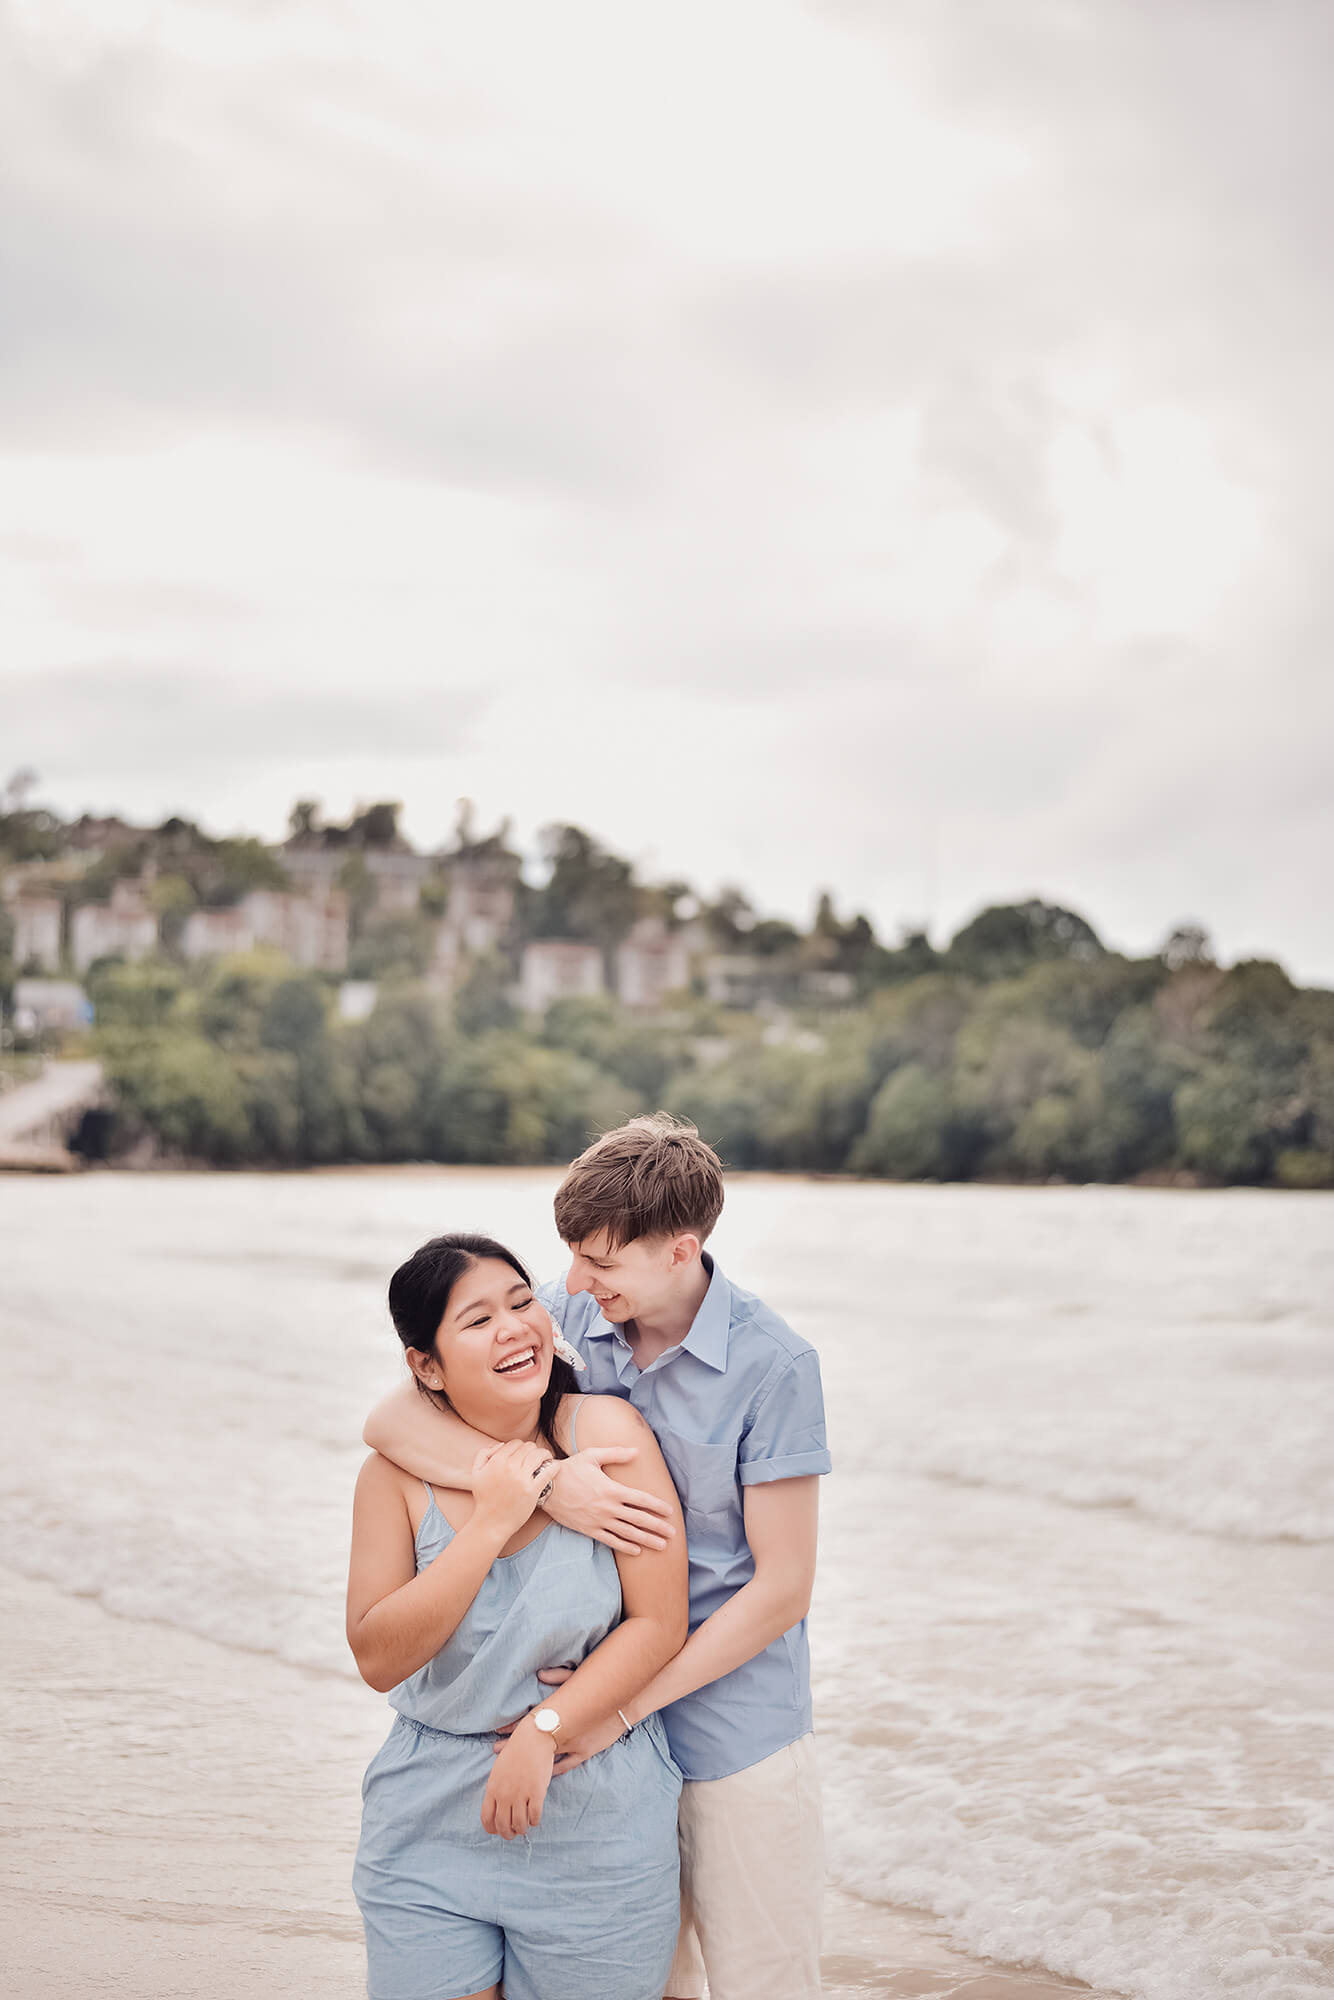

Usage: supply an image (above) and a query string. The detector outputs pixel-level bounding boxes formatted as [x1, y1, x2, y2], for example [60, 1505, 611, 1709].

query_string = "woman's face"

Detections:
[413, 1258, 555, 1423]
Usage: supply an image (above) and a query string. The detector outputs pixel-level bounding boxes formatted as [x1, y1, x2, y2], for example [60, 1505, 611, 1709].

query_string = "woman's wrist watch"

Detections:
[532, 1706, 562, 1748]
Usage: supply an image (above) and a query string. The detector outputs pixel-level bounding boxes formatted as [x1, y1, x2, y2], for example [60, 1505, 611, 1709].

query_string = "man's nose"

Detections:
[566, 1261, 590, 1296]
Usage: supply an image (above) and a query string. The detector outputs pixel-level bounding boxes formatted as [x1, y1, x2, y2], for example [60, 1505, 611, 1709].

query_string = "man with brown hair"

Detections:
[364, 1113, 831, 2000]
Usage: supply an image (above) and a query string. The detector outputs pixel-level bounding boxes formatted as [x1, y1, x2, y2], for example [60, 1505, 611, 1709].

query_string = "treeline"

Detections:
[85, 925, 1334, 1187]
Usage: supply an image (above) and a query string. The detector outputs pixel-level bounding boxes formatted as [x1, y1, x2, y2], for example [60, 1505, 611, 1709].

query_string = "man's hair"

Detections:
[554, 1112, 725, 1250]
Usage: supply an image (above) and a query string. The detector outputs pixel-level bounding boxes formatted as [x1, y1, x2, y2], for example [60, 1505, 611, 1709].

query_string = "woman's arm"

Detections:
[346, 1442, 553, 1692]
[364, 1377, 678, 1556]
[535, 1396, 689, 1728]
[482, 1398, 688, 1839]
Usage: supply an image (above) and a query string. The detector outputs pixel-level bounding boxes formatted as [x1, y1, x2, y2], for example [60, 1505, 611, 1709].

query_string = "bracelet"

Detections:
[617, 1708, 633, 1735]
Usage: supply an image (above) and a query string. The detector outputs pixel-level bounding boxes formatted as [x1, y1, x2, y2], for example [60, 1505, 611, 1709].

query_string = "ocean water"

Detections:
[1, 1170, 1331, 1998]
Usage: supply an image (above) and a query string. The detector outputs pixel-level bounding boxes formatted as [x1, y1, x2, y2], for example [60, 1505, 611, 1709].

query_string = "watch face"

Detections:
[533, 1707, 560, 1734]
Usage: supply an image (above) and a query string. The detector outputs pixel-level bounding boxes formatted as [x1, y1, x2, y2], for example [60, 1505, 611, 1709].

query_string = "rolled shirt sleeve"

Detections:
[738, 1346, 832, 1486]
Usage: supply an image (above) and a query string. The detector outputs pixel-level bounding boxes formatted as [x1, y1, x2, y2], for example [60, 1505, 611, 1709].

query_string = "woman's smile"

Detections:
[493, 1345, 540, 1378]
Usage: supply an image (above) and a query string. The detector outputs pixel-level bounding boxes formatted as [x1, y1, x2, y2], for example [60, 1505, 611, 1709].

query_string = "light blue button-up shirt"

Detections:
[539, 1257, 831, 1782]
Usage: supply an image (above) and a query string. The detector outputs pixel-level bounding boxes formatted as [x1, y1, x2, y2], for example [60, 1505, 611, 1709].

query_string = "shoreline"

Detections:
[12, 1151, 1334, 1196]
[0, 1565, 1116, 1999]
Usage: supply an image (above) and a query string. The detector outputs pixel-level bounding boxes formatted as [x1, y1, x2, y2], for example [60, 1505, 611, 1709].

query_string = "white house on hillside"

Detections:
[519, 940, 605, 1015]
[615, 919, 690, 1010]
[11, 896, 62, 972]
[70, 882, 158, 971]
[181, 890, 349, 971]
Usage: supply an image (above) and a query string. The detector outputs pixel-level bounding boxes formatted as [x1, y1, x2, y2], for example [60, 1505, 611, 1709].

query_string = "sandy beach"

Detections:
[5, 1170, 1329, 1997]
[0, 1566, 1112, 1999]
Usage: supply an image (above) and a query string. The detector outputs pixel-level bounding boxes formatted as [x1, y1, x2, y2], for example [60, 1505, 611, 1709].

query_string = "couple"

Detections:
[347, 1113, 830, 2000]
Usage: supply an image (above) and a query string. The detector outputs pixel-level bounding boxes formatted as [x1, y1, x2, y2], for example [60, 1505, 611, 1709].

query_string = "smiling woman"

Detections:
[389, 1233, 576, 1452]
[346, 1230, 689, 2000]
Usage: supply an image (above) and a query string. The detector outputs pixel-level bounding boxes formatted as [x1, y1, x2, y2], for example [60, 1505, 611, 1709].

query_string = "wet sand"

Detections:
[0, 1566, 1117, 1999]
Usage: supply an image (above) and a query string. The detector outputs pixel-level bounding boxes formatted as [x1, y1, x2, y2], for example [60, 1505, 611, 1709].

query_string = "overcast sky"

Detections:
[3, 0, 1331, 978]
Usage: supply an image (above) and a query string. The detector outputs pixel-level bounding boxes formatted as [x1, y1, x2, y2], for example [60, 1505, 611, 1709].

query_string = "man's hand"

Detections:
[550, 1708, 629, 1776]
[492, 1691, 629, 1779]
[544, 1447, 677, 1555]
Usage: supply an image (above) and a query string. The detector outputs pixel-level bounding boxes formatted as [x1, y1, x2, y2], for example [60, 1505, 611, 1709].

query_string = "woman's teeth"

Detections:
[493, 1348, 538, 1376]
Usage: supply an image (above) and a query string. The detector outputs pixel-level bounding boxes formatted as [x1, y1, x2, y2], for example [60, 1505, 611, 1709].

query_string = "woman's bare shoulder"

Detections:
[355, 1449, 419, 1501]
[355, 1451, 470, 1540]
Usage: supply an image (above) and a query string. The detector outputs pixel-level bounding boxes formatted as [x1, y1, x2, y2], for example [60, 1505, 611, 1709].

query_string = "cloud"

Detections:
[0, 0, 1331, 977]
[3, 664, 490, 786]
[0, 4, 674, 497]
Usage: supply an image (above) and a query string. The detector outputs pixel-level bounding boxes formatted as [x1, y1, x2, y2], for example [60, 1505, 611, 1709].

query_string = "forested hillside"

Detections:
[5, 794, 1331, 1185]
[84, 931, 1334, 1186]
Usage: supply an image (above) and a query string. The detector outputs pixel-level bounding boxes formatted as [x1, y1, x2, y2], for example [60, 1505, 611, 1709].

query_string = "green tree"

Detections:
[343, 988, 453, 1160]
[348, 913, 435, 981]
[1160, 922, 1213, 970]
[86, 959, 184, 1031]
[0, 903, 16, 1004]
[702, 886, 757, 951]
[1169, 960, 1316, 1180]
[206, 837, 288, 905]
[954, 1012, 1100, 1178]
[771, 1043, 880, 1172]
[418, 869, 450, 919]
[747, 918, 802, 959]
[1175, 1068, 1273, 1183]
[864, 974, 974, 1082]
[1273, 1146, 1334, 1190]
[195, 951, 292, 1050]
[1088, 1009, 1187, 1178]
[1202, 960, 1307, 1092]
[526, 824, 640, 957]
[336, 852, 376, 943]
[989, 956, 1166, 1051]
[149, 873, 198, 956]
[806, 892, 877, 975]
[852, 1064, 963, 1180]
[100, 1030, 251, 1162]
[259, 976, 344, 1162]
[351, 802, 402, 847]
[1304, 1038, 1334, 1159]
[454, 952, 517, 1036]
[431, 1033, 625, 1165]
[669, 1047, 816, 1170]
[235, 1048, 303, 1160]
[0, 780, 67, 864]
[543, 994, 689, 1101]
[947, 901, 1104, 981]
[857, 929, 940, 995]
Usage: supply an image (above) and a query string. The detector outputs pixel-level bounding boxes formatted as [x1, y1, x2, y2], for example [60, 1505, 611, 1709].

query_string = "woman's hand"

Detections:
[471, 1439, 557, 1542]
[481, 1716, 556, 1839]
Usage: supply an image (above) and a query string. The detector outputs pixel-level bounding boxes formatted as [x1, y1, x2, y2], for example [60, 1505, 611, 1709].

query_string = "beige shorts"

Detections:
[665, 1733, 824, 2000]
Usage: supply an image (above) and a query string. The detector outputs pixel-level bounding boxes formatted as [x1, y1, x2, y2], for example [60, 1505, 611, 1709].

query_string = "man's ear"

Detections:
[670, 1233, 702, 1268]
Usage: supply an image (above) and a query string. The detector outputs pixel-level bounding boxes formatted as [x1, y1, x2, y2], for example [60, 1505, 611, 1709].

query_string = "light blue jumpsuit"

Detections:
[353, 1455, 682, 2000]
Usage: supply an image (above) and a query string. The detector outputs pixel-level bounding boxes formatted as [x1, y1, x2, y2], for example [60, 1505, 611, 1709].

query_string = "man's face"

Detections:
[564, 1229, 697, 1324]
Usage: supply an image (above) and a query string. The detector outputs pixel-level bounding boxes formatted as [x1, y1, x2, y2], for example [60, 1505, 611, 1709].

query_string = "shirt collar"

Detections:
[678, 1255, 730, 1371]
[580, 1254, 731, 1372]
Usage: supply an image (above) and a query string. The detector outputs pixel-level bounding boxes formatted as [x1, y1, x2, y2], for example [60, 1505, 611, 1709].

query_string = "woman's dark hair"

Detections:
[387, 1232, 575, 1458]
